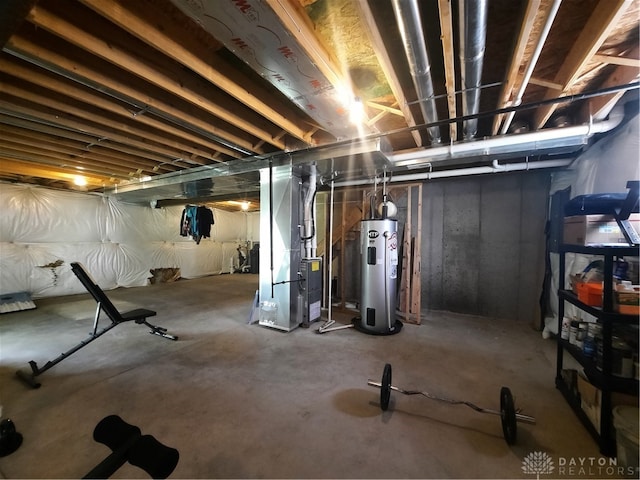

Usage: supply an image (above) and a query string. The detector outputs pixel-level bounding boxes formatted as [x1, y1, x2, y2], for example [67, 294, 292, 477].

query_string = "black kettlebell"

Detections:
[0, 418, 23, 457]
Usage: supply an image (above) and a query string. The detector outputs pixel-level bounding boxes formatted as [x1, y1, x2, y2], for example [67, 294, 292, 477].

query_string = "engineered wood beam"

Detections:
[356, 0, 421, 147]
[528, 76, 563, 91]
[0, 144, 137, 178]
[79, 0, 315, 146]
[0, 98, 187, 167]
[365, 101, 403, 117]
[25, 4, 290, 150]
[1, 125, 179, 174]
[0, 56, 240, 159]
[0, 113, 189, 173]
[438, 0, 458, 141]
[5, 34, 263, 155]
[0, 157, 117, 187]
[492, 0, 541, 135]
[592, 54, 640, 68]
[579, 45, 640, 121]
[1, 80, 219, 166]
[533, 0, 633, 128]
[0, 0, 36, 48]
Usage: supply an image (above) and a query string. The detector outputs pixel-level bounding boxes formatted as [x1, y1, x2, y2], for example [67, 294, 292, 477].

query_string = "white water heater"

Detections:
[359, 218, 400, 334]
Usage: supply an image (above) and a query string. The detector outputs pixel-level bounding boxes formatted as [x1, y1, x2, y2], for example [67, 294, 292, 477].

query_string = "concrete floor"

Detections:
[0, 273, 628, 478]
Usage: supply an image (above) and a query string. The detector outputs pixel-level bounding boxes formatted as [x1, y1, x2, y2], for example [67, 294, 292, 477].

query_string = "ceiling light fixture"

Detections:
[73, 175, 87, 186]
[349, 97, 365, 125]
[226, 200, 251, 210]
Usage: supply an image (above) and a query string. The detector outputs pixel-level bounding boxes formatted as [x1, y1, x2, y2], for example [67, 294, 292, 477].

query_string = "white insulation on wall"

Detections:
[0, 183, 260, 298]
[544, 112, 640, 336]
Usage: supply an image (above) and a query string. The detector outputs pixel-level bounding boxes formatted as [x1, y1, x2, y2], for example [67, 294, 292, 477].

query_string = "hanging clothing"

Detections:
[197, 206, 214, 238]
[180, 205, 214, 244]
[180, 205, 198, 238]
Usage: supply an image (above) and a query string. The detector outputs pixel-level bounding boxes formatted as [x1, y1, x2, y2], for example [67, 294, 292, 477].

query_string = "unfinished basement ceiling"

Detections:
[0, 0, 638, 205]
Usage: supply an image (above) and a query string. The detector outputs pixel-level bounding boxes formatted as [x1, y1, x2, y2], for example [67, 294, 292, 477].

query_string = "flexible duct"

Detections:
[459, 0, 488, 140]
[391, 0, 441, 144]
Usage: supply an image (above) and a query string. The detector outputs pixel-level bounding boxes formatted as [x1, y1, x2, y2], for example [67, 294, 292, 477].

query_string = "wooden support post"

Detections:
[399, 222, 410, 314]
[404, 187, 412, 317]
[340, 191, 347, 310]
[411, 184, 422, 324]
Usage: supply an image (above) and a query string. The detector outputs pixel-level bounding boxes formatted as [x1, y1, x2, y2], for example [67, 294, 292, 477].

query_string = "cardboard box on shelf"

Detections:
[576, 373, 638, 435]
[614, 285, 640, 315]
[563, 214, 640, 246]
[578, 374, 601, 433]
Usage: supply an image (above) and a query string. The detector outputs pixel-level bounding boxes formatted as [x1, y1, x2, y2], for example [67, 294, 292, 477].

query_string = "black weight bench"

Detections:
[16, 262, 177, 389]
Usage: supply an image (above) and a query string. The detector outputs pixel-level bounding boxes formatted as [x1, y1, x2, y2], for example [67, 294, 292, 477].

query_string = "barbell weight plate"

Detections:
[380, 363, 392, 411]
[500, 387, 517, 445]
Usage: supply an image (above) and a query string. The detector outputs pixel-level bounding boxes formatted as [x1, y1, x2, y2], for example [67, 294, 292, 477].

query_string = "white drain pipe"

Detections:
[334, 158, 574, 187]
[301, 163, 317, 258]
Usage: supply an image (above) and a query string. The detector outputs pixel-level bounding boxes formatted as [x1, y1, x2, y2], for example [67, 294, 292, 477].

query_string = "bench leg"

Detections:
[136, 319, 178, 341]
[15, 321, 119, 388]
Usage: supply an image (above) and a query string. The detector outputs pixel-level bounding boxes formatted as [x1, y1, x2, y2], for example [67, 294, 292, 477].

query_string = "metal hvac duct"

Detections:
[459, 0, 488, 140]
[391, 0, 441, 145]
[390, 106, 625, 168]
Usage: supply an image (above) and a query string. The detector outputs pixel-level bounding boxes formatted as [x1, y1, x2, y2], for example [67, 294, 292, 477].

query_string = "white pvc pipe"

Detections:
[327, 163, 335, 324]
[334, 158, 574, 187]
[302, 164, 317, 258]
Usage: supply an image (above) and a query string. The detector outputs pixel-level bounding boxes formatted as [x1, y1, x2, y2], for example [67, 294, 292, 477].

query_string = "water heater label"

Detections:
[388, 232, 398, 263]
[388, 232, 398, 278]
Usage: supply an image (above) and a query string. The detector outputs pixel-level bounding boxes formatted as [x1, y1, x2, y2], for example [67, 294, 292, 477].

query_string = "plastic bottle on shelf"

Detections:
[561, 317, 571, 340]
[569, 320, 579, 345]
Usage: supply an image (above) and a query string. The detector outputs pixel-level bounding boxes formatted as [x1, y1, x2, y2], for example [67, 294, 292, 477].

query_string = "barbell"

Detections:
[367, 363, 536, 445]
